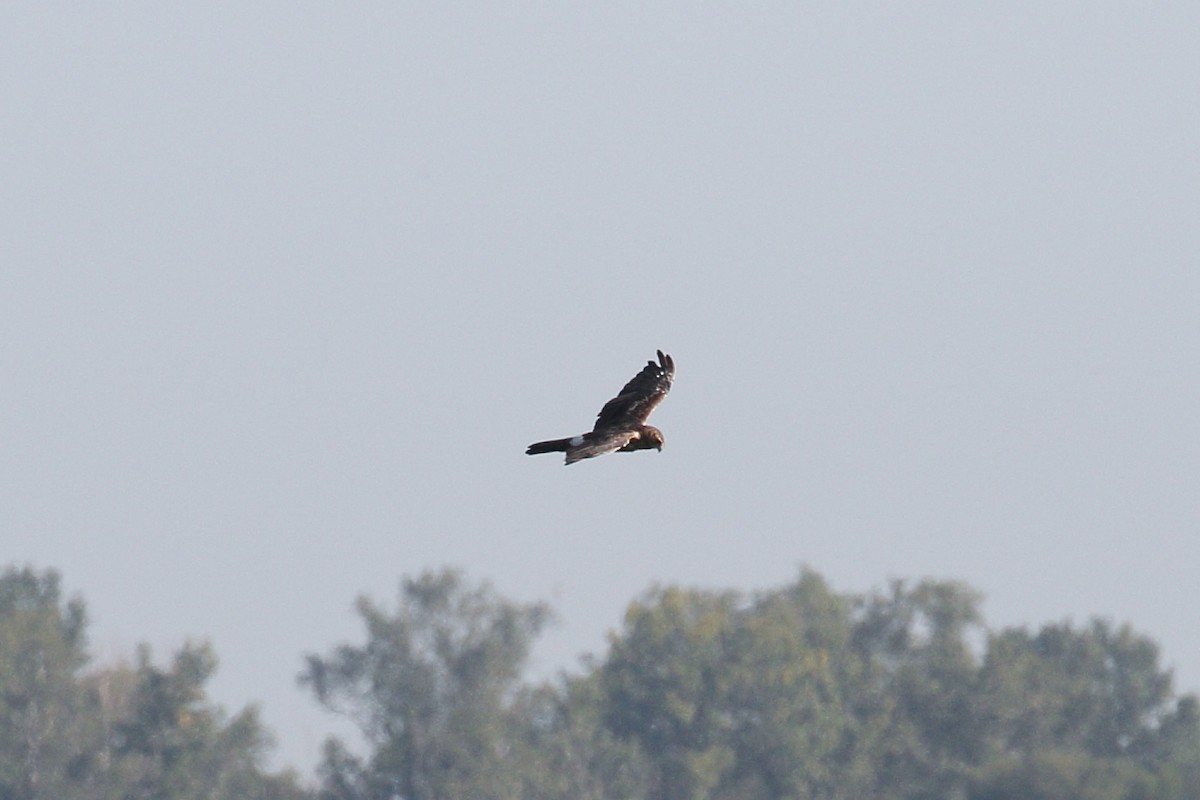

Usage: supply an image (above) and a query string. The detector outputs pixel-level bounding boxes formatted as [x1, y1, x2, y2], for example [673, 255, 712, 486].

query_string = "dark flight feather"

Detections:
[593, 350, 675, 430]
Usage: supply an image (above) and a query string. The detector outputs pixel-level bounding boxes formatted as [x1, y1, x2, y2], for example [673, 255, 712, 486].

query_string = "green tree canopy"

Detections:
[6, 561, 1198, 800]
[0, 567, 89, 799]
[301, 568, 551, 800]
[0, 565, 308, 800]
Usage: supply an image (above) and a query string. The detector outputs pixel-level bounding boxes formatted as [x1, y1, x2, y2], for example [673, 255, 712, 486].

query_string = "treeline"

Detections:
[2, 566, 1198, 799]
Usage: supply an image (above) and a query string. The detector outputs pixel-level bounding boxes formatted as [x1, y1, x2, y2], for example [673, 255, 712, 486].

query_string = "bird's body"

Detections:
[526, 350, 675, 465]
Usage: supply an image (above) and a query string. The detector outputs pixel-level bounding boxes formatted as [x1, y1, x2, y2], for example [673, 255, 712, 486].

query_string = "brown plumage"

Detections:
[526, 350, 675, 465]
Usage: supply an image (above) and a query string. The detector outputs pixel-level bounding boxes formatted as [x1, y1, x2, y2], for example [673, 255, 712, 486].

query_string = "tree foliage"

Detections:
[4, 562, 1197, 799]
[0, 567, 89, 799]
[0, 565, 309, 800]
[300, 568, 552, 800]
[300, 567, 1199, 799]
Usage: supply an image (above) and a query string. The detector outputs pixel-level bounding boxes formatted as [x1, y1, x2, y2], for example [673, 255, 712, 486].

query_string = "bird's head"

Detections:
[643, 426, 665, 451]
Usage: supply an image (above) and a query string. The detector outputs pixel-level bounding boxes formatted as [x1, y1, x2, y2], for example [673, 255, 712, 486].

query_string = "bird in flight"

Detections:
[526, 350, 675, 465]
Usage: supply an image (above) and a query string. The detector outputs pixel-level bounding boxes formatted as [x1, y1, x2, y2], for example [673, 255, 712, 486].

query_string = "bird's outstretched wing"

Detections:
[564, 430, 641, 464]
[593, 350, 675, 431]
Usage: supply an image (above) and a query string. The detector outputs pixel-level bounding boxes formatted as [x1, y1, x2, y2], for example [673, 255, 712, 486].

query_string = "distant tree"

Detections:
[600, 570, 870, 800]
[718, 570, 859, 799]
[0, 565, 310, 800]
[289, 564, 1200, 800]
[1159, 709, 1200, 799]
[978, 620, 1196, 765]
[968, 751, 1164, 800]
[300, 568, 551, 800]
[508, 673, 653, 800]
[848, 578, 987, 797]
[601, 585, 740, 799]
[968, 618, 1200, 800]
[0, 567, 89, 800]
[102, 642, 300, 800]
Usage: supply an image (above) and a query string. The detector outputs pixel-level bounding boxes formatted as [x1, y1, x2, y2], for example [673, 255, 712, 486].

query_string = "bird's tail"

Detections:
[526, 437, 572, 455]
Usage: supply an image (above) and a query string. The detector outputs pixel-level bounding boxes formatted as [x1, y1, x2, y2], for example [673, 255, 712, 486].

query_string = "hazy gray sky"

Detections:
[3, 3, 1197, 775]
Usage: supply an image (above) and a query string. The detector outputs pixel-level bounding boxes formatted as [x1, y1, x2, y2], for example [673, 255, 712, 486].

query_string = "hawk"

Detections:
[526, 350, 675, 465]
